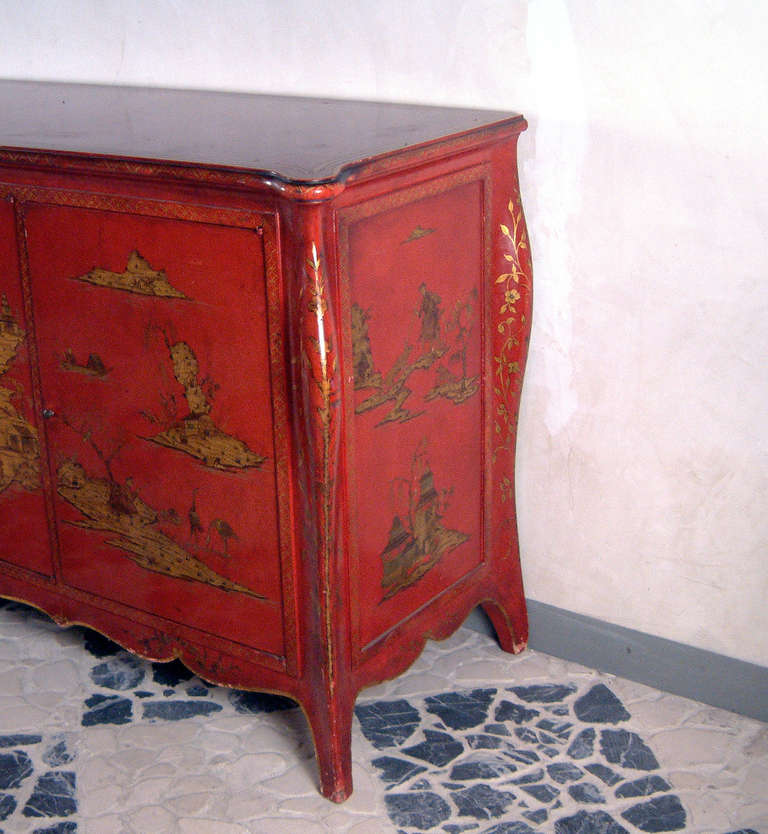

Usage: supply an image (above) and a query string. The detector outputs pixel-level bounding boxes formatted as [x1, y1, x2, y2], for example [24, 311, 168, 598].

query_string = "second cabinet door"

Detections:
[22, 200, 291, 660]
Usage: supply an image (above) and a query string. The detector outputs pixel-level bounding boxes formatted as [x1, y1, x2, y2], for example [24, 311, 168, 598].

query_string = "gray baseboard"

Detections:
[465, 599, 768, 724]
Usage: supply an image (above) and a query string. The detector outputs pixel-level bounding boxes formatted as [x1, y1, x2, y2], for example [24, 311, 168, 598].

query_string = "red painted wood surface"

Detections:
[0, 83, 531, 802]
[0, 198, 53, 576]
[342, 177, 486, 653]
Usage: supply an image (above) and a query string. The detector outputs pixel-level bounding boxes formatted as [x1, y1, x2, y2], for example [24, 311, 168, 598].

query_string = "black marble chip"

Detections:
[449, 783, 517, 820]
[403, 730, 464, 767]
[509, 684, 577, 703]
[566, 727, 596, 759]
[0, 793, 17, 821]
[536, 718, 574, 740]
[573, 684, 631, 724]
[0, 735, 42, 748]
[466, 733, 505, 750]
[449, 754, 518, 781]
[385, 790, 452, 829]
[355, 699, 421, 749]
[504, 745, 540, 766]
[142, 701, 222, 721]
[521, 808, 548, 825]
[621, 795, 687, 832]
[485, 822, 537, 833]
[22, 772, 76, 818]
[510, 768, 545, 785]
[424, 689, 496, 731]
[600, 730, 660, 771]
[568, 782, 606, 804]
[0, 751, 34, 790]
[547, 762, 583, 784]
[514, 727, 538, 745]
[615, 775, 671, 798]
[519, 782, 560, 803]
[371, 756, 427, 787]
[81, 694, 132, 726]
[555, 809, 630, 833]
[585, 763, 622, 786]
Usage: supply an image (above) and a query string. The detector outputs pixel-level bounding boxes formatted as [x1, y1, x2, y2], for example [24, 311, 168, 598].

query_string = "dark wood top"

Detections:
[0, 80, 523, 184]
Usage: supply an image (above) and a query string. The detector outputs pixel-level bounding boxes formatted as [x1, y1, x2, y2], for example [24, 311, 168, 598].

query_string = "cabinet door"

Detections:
[0, 198, 54, 576]
[22, 201, 289, 658]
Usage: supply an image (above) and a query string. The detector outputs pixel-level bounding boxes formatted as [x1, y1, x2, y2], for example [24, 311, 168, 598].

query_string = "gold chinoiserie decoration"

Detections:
[352, 283, 479, 426]
[379, 448, 469, 601]
[0, 295, 40, 495]
[401, 225, 435, 244]
[148, 340, 267, 472]
[61, 349, 110, 378]
[72, 250, 188, 299]
[56, 459, 263, 598]
[493, 196, 530, 468]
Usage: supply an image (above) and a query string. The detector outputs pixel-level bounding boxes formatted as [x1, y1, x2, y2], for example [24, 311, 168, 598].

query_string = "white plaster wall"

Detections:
[516, 1, 768, 667]
[2, 0, 766, 665]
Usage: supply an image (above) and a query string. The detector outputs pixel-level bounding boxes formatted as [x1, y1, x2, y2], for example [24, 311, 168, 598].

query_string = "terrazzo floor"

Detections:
[0, 599, 765, 834]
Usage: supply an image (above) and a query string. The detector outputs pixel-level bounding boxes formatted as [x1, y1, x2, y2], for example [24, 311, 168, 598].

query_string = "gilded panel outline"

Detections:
[336, 166, 493, 657]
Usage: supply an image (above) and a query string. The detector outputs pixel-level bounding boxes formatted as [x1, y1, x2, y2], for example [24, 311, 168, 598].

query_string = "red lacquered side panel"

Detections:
[21, 200, 287, 657]
[339, 173, 490, 655]
[0, 197, 53, 576]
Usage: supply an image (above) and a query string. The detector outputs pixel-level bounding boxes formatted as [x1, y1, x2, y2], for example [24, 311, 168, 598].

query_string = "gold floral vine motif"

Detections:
[493, 196, 530, 471]
[302, 242, 341, 677]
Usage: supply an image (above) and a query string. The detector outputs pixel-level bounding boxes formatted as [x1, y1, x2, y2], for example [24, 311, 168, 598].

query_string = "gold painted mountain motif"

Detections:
[0, 295, 40, 495]
[61, 349, 109, 379]
[353, 283, 479, 425]
[72, 250, 187, 299]
[402, 225, 435, 244]
[379, 452, 469, 601]
[148, 340, 266, 471]
[56, 459, 263, 598]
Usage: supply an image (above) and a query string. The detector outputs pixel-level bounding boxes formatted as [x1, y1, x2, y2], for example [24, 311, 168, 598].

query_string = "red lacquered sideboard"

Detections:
[0, 81, 532, 801]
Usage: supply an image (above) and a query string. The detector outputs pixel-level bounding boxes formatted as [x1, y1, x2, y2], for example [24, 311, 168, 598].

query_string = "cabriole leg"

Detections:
[304, 691, 354, 802]
[482, 590, 529, 655]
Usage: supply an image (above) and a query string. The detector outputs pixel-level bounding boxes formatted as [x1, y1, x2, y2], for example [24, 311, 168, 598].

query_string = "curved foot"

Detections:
[482, 596, 528, 655]
[304, 692, 354, 802]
